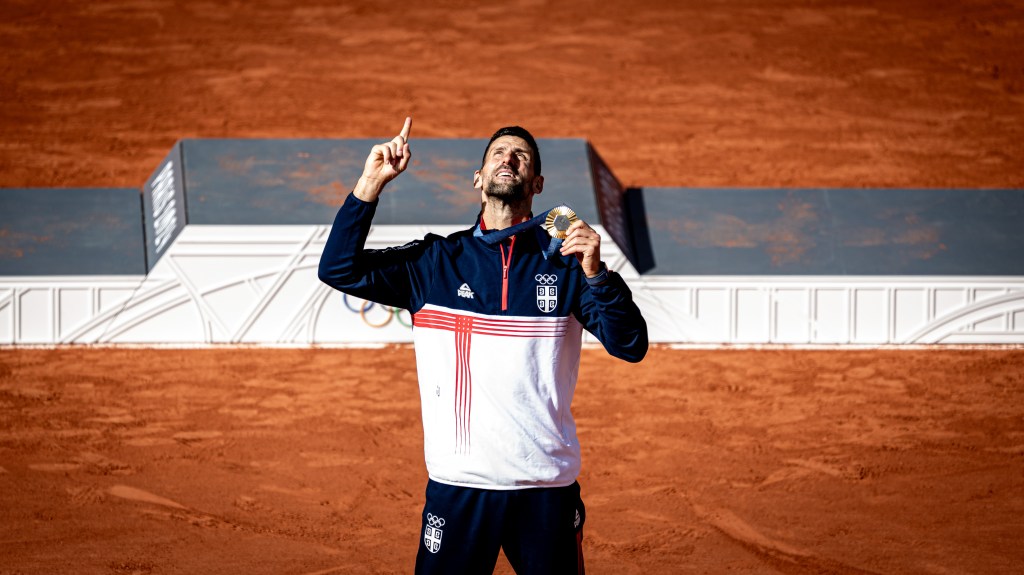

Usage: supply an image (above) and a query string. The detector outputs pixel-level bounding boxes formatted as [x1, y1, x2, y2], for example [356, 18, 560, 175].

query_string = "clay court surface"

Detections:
[0, 348, 1022, 574]
[3, 0, 1024, 573]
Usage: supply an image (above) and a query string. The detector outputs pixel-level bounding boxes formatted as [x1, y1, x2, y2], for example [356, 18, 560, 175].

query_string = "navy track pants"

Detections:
[415, 479, 586, 575]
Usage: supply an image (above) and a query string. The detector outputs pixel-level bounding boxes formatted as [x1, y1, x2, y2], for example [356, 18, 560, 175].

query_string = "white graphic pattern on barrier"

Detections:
[2, 225, 1023, 345]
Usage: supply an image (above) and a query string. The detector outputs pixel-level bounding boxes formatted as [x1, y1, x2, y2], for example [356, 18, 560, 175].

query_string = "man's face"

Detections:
[475, 135, 542, 203]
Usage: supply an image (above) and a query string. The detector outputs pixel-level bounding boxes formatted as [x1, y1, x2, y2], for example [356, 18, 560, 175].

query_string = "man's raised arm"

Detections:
[353, 116, 412, 202]
[318, 117, 431, 307]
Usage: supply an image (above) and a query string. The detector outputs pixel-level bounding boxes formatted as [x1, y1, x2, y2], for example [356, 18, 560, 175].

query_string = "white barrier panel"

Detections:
[3, 225, 1023, 345]
[630, 276, 1024, 345]
[0, 277, 144, 344]
[90, 225, 443, 344]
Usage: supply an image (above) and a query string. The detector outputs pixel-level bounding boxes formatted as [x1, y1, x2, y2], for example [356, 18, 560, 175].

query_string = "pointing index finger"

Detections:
[399, 116, 412, 142]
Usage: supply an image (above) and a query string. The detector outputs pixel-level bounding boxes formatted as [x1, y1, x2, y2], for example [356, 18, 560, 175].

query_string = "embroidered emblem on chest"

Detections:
[535, 273, 558, 313]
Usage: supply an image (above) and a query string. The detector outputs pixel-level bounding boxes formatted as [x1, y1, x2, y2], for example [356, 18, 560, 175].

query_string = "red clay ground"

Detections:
[3, 1, 1024, 574]
[1, 1, 1022, 190]
[1, 348, 1023, 574]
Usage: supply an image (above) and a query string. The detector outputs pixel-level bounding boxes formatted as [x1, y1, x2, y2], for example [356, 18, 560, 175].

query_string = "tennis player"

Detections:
[319, 117, 648, 574]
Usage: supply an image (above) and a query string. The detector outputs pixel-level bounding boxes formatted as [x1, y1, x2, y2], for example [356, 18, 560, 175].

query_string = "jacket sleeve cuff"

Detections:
[585, 262, 609, 286]
[348, 191, 378, 206]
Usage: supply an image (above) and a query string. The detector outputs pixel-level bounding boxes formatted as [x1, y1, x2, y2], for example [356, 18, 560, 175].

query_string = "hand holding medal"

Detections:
[549, 205, 603, 279]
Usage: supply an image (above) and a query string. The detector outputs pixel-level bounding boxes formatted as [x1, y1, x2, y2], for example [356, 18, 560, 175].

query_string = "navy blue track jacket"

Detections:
[319, 192, 648, 488]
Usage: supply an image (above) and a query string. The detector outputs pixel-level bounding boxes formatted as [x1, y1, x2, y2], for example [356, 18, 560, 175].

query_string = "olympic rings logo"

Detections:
[427, 513, 446, 528]
[342, 294, 412, 329]
[535, 274, 557, 285]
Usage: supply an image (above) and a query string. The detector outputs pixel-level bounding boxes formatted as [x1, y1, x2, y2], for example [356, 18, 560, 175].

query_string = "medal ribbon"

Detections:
[474, 207, 568, 259]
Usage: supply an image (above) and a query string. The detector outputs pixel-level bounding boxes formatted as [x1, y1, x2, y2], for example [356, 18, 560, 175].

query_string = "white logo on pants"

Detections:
[424, 513, 445, 553]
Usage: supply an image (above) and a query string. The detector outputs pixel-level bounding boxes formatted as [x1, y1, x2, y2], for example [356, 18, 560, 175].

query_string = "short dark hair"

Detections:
[482, 126, 541, 176]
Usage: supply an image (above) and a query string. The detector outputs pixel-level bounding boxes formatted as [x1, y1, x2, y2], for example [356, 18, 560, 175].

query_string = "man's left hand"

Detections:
[560, 220, 602, 278]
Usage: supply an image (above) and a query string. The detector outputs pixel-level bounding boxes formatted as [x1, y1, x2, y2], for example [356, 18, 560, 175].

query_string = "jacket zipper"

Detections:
[499, 235, 516, 311]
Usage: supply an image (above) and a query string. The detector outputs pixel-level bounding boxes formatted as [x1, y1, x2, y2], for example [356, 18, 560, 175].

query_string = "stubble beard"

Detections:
[484, 178, 528, 206]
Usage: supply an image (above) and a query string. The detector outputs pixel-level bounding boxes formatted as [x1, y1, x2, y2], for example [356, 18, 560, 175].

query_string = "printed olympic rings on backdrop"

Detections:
[342, 294, 412, 329]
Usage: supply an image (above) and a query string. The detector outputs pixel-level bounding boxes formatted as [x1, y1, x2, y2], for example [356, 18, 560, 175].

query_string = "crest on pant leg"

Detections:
[424, 513, 445, 553]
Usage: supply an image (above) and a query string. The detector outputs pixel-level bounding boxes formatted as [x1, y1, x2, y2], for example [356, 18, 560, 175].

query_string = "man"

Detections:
[319, 117, 648, 574]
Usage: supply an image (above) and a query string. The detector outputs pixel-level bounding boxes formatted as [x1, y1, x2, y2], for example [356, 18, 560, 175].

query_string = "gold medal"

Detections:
[544, 206, 578, 240]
